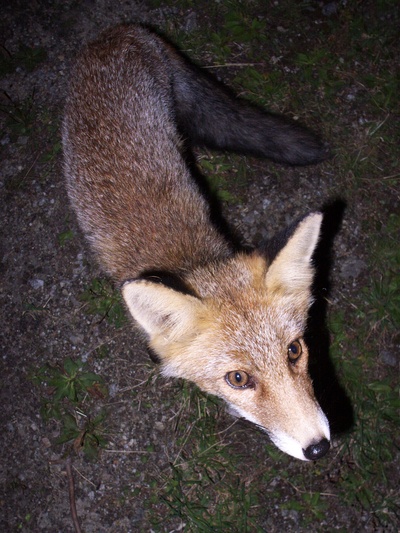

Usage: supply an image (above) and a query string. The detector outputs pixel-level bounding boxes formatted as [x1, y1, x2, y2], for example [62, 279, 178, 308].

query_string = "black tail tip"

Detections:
[291, 140, 332, 166]
[303, 438, 330, 461]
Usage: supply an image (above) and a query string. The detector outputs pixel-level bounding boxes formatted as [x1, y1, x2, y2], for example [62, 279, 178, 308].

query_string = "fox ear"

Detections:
[265, 213, 322, 297]
[122, 279, 204, 343]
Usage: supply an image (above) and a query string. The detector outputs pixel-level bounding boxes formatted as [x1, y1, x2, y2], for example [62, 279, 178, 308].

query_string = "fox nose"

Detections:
[303, 438, 330, 460]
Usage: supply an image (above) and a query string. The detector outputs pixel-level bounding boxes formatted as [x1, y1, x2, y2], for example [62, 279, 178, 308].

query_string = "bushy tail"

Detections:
[166, 47, 329, 166]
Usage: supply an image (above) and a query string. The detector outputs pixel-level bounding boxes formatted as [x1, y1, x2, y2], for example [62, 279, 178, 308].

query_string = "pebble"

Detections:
[29, 278, 44, 289]
[380, 350, 398, 368]
[339, 257, 367, 279]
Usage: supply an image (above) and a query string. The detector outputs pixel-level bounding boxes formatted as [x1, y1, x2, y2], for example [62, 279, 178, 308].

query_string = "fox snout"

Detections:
[304, 438, 331, 461]
[273, 434, 331, 462]
[224, 368, 331, 461]
[267, 406, 331, 461]
[229, 408, 331, 461]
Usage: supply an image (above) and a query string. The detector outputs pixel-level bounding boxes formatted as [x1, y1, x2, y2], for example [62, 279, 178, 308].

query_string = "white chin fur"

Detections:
[269, 431, 309, 461]
[227, 402, 331, 461]
[270, 412, 331, 460]
[227, 404, 306, 460]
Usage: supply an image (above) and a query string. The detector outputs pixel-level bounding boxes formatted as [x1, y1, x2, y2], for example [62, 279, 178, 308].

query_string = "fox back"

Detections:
[63, 24, 330, 461]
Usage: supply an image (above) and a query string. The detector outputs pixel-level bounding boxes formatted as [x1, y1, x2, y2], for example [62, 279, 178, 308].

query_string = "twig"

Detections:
[66, 458, 82, 533]
[284, 477, 338, 498]
[103, 448, 155, 454]
[72, 464, 97, 489]
[204, 62, 264, 69]
[22, 151, 41, 181]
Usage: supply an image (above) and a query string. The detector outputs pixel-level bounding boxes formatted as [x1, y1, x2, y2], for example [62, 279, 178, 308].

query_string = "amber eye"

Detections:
[288, 339, 302, 364]
[225, 371, 251, 389]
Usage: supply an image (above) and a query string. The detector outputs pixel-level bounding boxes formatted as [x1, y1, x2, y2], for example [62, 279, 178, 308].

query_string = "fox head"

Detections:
[122, 213, 330, 461]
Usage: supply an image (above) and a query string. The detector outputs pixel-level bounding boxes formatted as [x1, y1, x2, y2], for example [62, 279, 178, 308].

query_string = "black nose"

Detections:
[303, 438, 330, 460]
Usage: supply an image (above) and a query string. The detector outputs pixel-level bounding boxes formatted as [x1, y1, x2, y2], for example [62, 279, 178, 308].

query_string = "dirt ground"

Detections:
[1, 1, 399, 532]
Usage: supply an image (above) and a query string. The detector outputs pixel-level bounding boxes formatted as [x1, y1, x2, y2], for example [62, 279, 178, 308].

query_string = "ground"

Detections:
[1, 1, 399, 532]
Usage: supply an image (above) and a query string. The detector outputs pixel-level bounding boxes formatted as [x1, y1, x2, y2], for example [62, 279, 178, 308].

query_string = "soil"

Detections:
[1, 1, 399, 532]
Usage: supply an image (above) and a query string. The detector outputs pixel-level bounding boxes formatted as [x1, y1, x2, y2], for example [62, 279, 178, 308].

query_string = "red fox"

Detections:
[63, 24, 331, 460]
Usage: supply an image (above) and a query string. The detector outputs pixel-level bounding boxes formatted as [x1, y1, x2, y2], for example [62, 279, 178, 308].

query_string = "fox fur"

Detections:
[62, 24, 331, 461]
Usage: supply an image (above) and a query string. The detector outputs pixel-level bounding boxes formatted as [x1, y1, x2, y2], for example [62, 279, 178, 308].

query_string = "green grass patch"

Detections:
[145, 2, 400, 528]
[0, 43, 47, 75]
[57, 229, 75, 246]
[146, 383, 262, 531]
[0, 92, 36, 139]
[31, 357, 109, 460]
[138, 1, 400, 529]
[80, 278, 128, 328]
[328, 212, 400, 526]
[198, 152, 248, 204]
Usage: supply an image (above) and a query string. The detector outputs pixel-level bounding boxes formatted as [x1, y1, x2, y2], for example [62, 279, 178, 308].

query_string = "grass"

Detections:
[31, 357, 109, 460]
[79, 277, 128, 328]
[28, 0, 399, 528]
[1, 39, 63, 192]
[328, 211, 400, 525]
[30, 278, 127, 459]
[0, 91, 36, 139]
[145, 384, 262, 531]
[1, 91, 64, 190]
[0, 43, 47, 76]
[140, 1, 400, 529]
[197, 152, 248, 203]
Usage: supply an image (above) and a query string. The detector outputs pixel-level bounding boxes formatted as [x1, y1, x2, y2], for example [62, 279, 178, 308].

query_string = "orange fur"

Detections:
[63, 25, 330, 460]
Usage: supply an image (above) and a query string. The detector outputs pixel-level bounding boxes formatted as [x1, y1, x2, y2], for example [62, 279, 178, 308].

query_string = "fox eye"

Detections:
[225, 371, 252, 389]
[288, 339, 302, 364]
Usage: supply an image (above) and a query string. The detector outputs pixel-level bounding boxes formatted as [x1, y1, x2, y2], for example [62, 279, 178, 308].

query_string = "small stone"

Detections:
[42, 437, 51, 448]
[68, 333, 84, 345]
[340, 258, 367, 279]
[29, 278, 44, 289]
[183, 12, 198, 32]
[380, 350, 398, 368]
[154, 421, 165, 432]
[322, 2, 338, 16]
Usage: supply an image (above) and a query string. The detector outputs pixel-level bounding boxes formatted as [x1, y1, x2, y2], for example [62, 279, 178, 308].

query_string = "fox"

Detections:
[62, 24, 331, 461]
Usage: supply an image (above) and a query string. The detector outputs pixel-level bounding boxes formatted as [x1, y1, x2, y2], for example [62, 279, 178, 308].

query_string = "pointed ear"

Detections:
[121, 279, 204, 342]
[265, 213, 322, 297]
